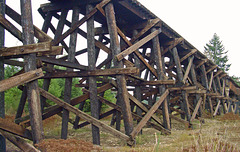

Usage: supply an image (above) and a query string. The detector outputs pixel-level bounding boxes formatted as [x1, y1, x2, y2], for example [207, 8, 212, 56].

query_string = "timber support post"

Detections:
[20, 0, 44, 144]
[105, 2, 134, 136]
[0, 1, 6, 150]
[152, 27, 171, 130]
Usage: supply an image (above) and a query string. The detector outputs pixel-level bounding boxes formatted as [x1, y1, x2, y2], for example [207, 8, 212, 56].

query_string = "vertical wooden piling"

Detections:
[105, 2, 134, 136]
[61, 7, 79, 139]
[87, 4, 101, 145]
[0, 0, 5, 119]
[20, 0, 44, 144]
[172, 47, 191, 121]
[133, 30, 142, 122]
[151, 27, 170, 130]
[0, 0, 6, 150]
[189, 58, 202, 117]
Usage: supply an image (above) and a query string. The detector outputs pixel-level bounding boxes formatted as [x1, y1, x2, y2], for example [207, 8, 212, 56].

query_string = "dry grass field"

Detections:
[6, 112, 240, 152]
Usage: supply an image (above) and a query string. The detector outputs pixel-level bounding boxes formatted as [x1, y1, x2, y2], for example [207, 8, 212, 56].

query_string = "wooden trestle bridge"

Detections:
[0, 0, 239, 150]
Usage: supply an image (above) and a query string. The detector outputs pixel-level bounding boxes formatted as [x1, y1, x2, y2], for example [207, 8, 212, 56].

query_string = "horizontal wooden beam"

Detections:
[168, 86, 196, 91]
[0, 118, 32, 140]
[128, 80, 175, 86]
[39, 88, 133, 145]
[43, 67, 139, 78]
[0, 68, 44, 92]
[38, 56, 88, 71]
[4, 59, 24, 67]
[38, 46, 63, 56]
[0, 42, 51, 57]
[186, 89, 207, 94]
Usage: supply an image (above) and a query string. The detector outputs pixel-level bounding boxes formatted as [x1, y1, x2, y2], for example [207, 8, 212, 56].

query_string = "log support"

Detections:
[105, 2, 133, 136]
[20, 0, 44, 144]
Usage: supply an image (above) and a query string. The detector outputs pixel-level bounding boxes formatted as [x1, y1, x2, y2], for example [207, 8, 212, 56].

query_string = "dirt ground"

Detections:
[5, 112, 240, 152]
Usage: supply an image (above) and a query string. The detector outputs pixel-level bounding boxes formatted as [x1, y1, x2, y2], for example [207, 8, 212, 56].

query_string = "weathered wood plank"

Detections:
[168, 86, 197, 91]
[0, 41, 51, 57]
[162, 38, 184, 55]
[116, 29, 161, 61]
[0, 14, 22, 41]
[213, 100, 221, 116]
[39, 88, 133, 144]
[208, 72, 214, 91]
[180, 49, 197, 62]
[206, 65, 218, 74]
[129, 80, 175, 86]
[186, 90, 207, 94]
[130, 89, 170, 139]
[43, 67, 139, 78]
[131, 18, 160, 43]
[195, 59, 207, 69]
[38, 46, 63, 56]
[190, 97, 202, 122]
[39, 56, 88, 71]
[182, 56, 194, 84]
[0, 118, 32, 140]
[0, 68, 43, 92]
[0, 130, 40, 152]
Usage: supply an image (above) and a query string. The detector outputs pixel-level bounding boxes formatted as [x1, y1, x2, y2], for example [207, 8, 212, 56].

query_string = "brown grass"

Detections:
[35, 139, 100, 152]
[5, 112, 240, 152]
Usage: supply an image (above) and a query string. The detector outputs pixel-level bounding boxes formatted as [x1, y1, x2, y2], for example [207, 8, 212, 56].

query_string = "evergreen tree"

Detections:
[204, 33, 231, 72]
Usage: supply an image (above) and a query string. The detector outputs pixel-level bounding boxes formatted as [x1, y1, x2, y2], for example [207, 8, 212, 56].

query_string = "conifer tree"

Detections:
[204, 33, 231, 72]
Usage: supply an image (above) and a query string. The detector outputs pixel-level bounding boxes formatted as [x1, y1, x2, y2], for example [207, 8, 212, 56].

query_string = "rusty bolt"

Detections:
[35, 72, 40, 76]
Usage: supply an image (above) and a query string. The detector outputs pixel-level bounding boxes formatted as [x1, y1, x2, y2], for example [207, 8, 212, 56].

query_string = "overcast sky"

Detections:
[5, 0, 240, 77]
[138, 0, 240, 77]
